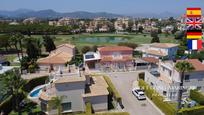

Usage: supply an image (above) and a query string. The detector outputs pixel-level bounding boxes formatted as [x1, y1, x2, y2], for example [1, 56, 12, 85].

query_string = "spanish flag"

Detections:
[187, 31, 202, 39]
[186, 8, 202, 17]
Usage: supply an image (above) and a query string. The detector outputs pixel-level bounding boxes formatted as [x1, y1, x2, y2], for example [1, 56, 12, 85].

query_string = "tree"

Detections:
[0, 34, 10, 52]
[10, 34, 20, 58]
[91, 45, 98, 52]
[151, 31, 160, 43]
[175, 31, 185, 40]
[15, 33, 25, 57]
[118, 42, 138, 49]
[43, 35, 56, 52]
[175, 61, 194, 112]
[24, 38, 40, 59]
[81, 46, 91, 54]
[9, 33, 25, 58]
[138, 26, 144, 33]
[48, 96, 64, 115]
[0, 69, 26, 114]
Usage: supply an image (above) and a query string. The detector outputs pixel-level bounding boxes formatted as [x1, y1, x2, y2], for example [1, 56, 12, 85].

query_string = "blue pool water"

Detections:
[30, 87, 43, 97]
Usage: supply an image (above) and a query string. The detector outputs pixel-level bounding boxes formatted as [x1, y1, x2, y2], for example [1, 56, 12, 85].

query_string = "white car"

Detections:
[132, 88, 146, 100]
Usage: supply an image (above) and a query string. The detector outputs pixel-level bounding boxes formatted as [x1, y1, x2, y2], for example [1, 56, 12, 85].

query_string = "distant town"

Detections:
[0, 9, 204, 115]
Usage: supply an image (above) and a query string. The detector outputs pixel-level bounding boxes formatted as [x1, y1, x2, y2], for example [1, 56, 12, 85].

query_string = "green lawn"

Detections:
[31, 33, 177, 49]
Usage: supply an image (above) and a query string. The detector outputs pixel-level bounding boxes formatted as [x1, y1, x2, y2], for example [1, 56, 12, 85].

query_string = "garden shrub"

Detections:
[190, 90, 204, 105]
[103, 76, 122, 102]
[178, 106, 204, 115]
[138, 80, 176, 115]
[86, 102, 92, 115]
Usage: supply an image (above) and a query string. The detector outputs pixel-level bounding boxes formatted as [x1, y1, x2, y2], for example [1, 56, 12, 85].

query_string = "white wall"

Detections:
[55, 81, 86, 112]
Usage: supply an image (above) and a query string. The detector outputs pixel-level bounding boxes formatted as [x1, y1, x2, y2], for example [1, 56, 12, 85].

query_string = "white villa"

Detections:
[23, 17, 39, 24]
[136, 43, 178, 59]
[37, 44, 75, 72]
[114, 17, 130, 32]
[29, 69, 109, 114]
[144, 59, 204, 102]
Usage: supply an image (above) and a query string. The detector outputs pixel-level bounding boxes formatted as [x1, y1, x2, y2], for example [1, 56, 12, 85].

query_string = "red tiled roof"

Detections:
[37, 52, 72, 64]
[98, 46, 133, 52]
[176, 59, 204, 72]
[142, 57, 159, 64]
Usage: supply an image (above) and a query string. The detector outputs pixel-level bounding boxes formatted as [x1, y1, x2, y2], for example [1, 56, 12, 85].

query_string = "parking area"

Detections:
[105, 71, 163, 115]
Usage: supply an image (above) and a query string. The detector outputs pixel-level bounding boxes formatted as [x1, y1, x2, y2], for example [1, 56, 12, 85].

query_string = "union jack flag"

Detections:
[186, 17, 202, 30]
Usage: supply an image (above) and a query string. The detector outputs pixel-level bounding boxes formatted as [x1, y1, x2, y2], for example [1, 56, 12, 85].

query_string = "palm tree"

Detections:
[175, 61, 194, 112]
[48, 96, 64, 115]
[10, 33, 20, 59]
[0, 69, 26, 114]
[15, 33, 25, 57]
[9, 33, 25, 59]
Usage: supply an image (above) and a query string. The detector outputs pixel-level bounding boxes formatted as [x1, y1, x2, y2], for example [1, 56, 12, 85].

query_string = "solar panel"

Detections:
[85, 55, 95, 59]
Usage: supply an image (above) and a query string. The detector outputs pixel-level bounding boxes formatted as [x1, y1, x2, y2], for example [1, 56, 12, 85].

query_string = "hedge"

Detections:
[138, 80, 176, 115]
[86, 102, 92, 115]
[103, 76, 122, 102]
[178, 106, 204, 115]
[190, 90, 204, 105]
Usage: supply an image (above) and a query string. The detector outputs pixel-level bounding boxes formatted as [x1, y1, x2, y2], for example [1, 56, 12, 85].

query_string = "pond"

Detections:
[76, 37, 130, 43]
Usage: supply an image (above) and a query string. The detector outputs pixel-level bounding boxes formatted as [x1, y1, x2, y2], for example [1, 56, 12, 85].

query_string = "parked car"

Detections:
[132, 88, 146, 100]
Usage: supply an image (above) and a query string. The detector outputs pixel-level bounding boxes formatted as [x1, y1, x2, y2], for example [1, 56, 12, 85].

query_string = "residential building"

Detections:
[57, 17, 78, 26]
[84, 46, 134, 71]
[48, 20, 57, 26]
[9, 21, 19, 25]
[144, 59, 204, 102]
[23, 17, 39, 24]
[37, 44, 75, 71]
[114, 17, 130, 32]
[137, 43, 178, 59]
[39, 71, 109, 114]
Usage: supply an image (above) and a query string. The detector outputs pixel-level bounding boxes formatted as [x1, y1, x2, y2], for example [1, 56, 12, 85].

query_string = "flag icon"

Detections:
[187, 31, 202, 39]
[186, 17, 202, 30]
[186, 8, 202, 17]
[187, 39, 202, 50]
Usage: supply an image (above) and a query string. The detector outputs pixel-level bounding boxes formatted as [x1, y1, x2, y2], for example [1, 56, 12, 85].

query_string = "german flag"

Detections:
[186, 8, 202, 17]
[187, 30, 202, 39]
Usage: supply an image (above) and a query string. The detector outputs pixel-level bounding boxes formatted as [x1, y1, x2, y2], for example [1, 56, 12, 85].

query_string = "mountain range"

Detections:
[0, 9, 182, 19]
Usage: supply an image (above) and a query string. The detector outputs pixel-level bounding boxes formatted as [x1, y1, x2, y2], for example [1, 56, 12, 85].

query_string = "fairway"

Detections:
[31, 33, 177, 49]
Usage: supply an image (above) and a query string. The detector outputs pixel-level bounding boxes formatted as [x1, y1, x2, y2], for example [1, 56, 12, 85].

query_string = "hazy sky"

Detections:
[1, 0, 204, 14]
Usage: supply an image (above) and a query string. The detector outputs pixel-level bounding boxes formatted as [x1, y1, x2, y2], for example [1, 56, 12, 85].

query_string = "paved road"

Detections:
[106, 72, 162, 115]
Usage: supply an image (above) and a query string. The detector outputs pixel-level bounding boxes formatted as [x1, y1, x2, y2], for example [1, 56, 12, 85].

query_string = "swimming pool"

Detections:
[30, 87, 42, 97]
[28, 84, 46, 99]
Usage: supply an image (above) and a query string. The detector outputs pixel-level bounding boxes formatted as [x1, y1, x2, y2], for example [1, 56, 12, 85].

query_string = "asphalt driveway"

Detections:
[105, 71, 163, 115]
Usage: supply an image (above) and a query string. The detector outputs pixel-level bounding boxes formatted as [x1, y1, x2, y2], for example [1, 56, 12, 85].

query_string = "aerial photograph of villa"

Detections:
[0, 0, 204, 115]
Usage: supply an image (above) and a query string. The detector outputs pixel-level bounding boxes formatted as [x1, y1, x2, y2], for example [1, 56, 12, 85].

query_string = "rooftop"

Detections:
[37, 52, 72, 64]
[142, 57, 159, 64]
[176, 59, 204, 72]
[54, 74, 86, 84]
[151, 43, 178, 48]
[98, 46, 133, 52]
[83, 76, 109, 97]
[145, 49, 167, 57]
